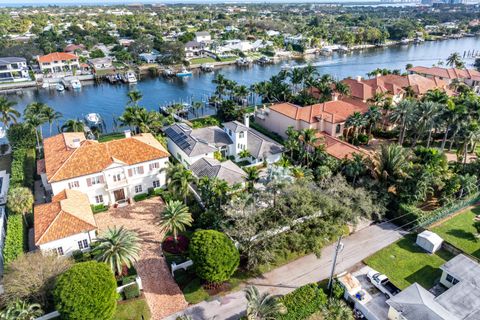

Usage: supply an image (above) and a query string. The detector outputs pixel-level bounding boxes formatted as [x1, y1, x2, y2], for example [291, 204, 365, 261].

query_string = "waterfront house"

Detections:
[64, 44, 88, 56]
[189, 157, 246, 186]
[185, 41, 205, 58]
[386, 254, 480, 320]
[408, 66, 480, 88]
[37, 131, 170, 206]
[88, 57, 114, 74]
[34, 189, 97, 256]
[37, 52, 80, 74]
[195, 31, 212, 43]
[0, 57, 30, 83]
[163, 116, 283, 167]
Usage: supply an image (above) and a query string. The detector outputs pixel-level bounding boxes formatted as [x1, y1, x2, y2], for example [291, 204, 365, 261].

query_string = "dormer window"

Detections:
[239, 132, 244, 138]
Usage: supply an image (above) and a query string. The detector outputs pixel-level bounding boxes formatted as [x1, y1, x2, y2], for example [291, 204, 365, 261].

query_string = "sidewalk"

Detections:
[165, 222, 405, 320]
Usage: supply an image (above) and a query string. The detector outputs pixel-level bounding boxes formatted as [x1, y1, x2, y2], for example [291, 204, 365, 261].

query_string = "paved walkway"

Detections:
[165, 222, 405, 320]
[94, 198, 188, 320]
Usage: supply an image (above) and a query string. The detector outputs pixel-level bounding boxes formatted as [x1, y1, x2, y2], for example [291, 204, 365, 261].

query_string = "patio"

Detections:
[94, 197, 188, 320]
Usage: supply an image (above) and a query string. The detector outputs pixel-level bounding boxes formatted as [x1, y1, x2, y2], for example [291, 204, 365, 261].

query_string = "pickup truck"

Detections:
[367, 269, 401, 299]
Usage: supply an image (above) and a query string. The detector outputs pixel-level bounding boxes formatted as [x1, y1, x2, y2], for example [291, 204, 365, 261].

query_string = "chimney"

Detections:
[356, 75, 362, 82]
[124, 129, 132, 138]
[244, 114, 250, 128]
[332, 92, 339, 101]
[72, 138, 81, 148]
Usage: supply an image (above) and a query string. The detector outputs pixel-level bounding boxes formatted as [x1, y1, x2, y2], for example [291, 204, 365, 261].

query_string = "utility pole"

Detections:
[327, 235, 344, 295]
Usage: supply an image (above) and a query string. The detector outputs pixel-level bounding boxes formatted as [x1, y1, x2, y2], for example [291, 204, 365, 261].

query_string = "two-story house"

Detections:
[0, 57, 30, 82]
[37, 131, 170, 206]
[195, 31, 212, 43]
[37, 52, 80, 74]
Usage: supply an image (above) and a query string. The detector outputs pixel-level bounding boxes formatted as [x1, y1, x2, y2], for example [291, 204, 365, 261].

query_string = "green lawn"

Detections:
[432, 207, 480, 259]
[364, 234, 454, 290]
[114, 298, 151, 320]
[98, 132, 126, 143]
[219, 56, 238, 62]
[189, 57, 216, 65]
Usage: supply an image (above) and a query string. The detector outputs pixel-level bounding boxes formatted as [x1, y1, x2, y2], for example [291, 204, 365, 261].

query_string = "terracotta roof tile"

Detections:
[43, 132, 169, 182]
[37, 52, 79, 63]
[34, 189, 96, 245]
[409, 66, 480, 80]
[315, 132, 367, 159]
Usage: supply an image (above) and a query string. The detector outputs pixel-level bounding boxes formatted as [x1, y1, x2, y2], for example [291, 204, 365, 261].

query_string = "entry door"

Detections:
[113, 189, 126, 202]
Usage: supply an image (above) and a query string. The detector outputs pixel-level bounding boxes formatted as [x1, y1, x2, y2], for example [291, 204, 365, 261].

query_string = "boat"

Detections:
[321, 47, 333, 55]
[200, 63, 214, 72]
[123, 72, 137, 84]
[163, 68, 175, 77]
[70, 79, 82, 90]
[400, 38, 411, 44]
[235, 57, 252, 66]
[84, 113, 102, 126]
[176, 68, 192, 77]
[256, 56, 272, 64]
[56, 84, 65, 91]
[41, 82, 50, 89]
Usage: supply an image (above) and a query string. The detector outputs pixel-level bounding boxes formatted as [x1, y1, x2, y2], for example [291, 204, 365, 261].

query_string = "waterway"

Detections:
[7, 36, 480, 135]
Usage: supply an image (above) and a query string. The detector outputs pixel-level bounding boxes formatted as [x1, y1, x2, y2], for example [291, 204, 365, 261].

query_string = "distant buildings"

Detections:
[0, 57, 30, 83]
[409, 66, 480, 88]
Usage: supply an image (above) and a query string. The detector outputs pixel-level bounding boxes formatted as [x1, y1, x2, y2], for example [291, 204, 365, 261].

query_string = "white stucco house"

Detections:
[37, 131, 170, 206]
[195, 31, 211, 43]
[34, 189, 97, 256]
[0, 57, 30, 83]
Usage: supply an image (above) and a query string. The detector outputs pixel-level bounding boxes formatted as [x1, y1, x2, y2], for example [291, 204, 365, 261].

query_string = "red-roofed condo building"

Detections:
[37, 131, 170, 206]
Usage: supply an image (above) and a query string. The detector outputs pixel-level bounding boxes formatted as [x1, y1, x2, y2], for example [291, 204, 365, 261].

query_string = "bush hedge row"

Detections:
[10, 148, 35, 189]
[277, 283, 327, 320]
[3, 214, 25, 264]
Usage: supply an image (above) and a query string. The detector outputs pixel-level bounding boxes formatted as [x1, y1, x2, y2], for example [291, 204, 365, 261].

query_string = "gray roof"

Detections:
[0, 57, 26, 65]
[387, 283, 456, 320]
[190, 158, 246, 185]
[195, 31, 210, 36]
[436, 254, 480, 319]
[164, 123, 232, 157]
[222, 121, 284, 159]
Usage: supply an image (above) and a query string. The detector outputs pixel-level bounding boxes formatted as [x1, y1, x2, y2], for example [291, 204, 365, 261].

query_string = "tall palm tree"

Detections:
[446, 52, 464, 69]
[24, 113, 45, 150]
[244, 166, 260, 192]
[127, 90, 143, 106]
[411, 101, 440, 147]
[0, 97, 20, 128]
[371, 144, 410, 190]
[299, 128, 318, 166]
[42, 106, 63, 136]
[424, 89, 448, 104]
[159, 200, 193, 243]
[389, 99, 415, 145]
[334, 81, 350, 98]
[345, 112, 366, 141]
[365, 106, 382, 137]
[92, 226, 141, 275]
[169, 166, 196, 204]
[61, 119, 85, 132]
[119, 105, 141, 131]
[0, 300, 43, 320]
[244, 286, 286, 320]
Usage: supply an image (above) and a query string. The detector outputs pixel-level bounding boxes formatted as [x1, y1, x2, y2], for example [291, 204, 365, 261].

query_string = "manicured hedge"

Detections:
[133, 193, 148, 202]
[3, 214, 25, 264]
[91, 204, 109, 214]
[277, 283, 327, 320]
[10, 148, 35, 189]
[123, 283, 140, 300]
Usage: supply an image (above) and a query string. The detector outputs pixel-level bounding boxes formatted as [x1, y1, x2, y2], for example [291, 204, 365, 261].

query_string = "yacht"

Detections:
[84, 113, 102, 126]
[256, 56, 272, 64]
[70, 79, 82, 90]
[56, 84, 65, 92]
[124, 72, 137, 84]
[200, 63, 214, 72]
[176, 68, 193, 77]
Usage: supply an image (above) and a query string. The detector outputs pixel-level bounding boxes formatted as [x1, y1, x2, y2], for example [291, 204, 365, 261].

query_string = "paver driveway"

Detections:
[94, 197, 188, 319]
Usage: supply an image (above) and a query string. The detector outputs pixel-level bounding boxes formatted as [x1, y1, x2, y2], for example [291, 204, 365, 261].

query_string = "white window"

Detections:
[149, 162, 160, 171]
[78, 239, 89, 250]
[56, 247, 64, 256]
[68, 181, 80, 189]
[135, 185, 143, 193]
[153, 180, 160, 188]
[133, 166, 144, 175]
[91, 176, 102, 185]
[113, 173, 122, 182]
[95, 195, 104, 204]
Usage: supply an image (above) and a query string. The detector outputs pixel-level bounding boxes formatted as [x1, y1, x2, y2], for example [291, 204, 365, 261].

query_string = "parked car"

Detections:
[367, 269, 401, 299]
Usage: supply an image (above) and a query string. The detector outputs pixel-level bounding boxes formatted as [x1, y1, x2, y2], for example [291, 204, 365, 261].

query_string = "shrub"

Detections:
[3, 214, 25, 264]
[53, 261, 117, 320]
[10, 148, 35, 189]
[189, 230, 239, 284]
[278, 283, 327, 320]
[162, 235, 189, 254]
[123, 283, 140, 300]
[133, 193, 148, 202]
[332, 281, 345, 300]
[91, 204, 108, 214]
[7, 124, 37, 150]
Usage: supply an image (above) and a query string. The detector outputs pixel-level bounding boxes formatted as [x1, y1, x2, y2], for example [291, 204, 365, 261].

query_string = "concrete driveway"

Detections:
[166, 222, 405, 320]
[94, 197, 187, 320]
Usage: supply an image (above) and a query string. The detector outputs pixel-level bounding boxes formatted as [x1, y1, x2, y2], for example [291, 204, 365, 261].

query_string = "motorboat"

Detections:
[56, 83, 65, 91]
[236, 57, 252, 66]
[124, 72, 137, 84]
[163, 68, 175, 77]
[70, 79, 82, 89]
[176, 68, 192, 77]
[256, 56, 272, 64]
[200, 63, 214, 72]
[84, 113, 102, 126]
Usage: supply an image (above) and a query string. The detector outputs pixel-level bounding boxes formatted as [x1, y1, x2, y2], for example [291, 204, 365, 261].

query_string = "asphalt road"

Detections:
[164, 222, 405, 320]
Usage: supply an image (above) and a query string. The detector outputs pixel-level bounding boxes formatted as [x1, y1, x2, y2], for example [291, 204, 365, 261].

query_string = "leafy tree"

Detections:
[160, 200, 193, 243]
[0, 300, 43, 320]
[53, 261, 117, 320]
[2, 251, 73, 308]
[245, 285, 286, 320]
[92, 226, 141, 275]
[89, 49, 105, 58]
[189, 230, 240, 284]
[6, 123, 37, 149]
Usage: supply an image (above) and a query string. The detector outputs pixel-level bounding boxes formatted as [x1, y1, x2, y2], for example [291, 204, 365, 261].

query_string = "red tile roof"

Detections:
[42, 132, 170, 183]
[315, 132, 367, 160]
[37, 52, 79, 63]
[269, 99, 368, 124]
[409, 66, 480, 81]
[34, 189, 96, 245]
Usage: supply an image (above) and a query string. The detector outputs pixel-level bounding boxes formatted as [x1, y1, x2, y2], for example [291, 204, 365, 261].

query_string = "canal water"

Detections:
[8, 36, 480, 135]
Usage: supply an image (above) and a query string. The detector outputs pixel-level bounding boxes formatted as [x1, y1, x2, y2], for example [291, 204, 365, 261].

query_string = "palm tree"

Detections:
[389, 99, 415, 145]
[323, 299, 354, 320]
[0, 300, 43, 320]
[446, 52, 464, 69]
[365, 106, 382, 137]
[424, 89, 448, 104]
[0, 97, 20, 128]
[244, 166, 260, 192]
[371, 144, 410, 190]
[42, 106, 63, 136]
[24, 113, 45, 151]
[299, 128, 318, 166]
[119, 106, 140, 131]
[159, 200, 193, 243]
[334, 81, 350, 98]
[127, 90, 143, 106]
[168, 166, 196, 204]
[61, 119, 85, 132]
[239, 149, 251, 159]
[244, 286, 286, 320]
[92, 226, 141, 275]
[345, 112, 366, 141]
[411, 101, 440, 147]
